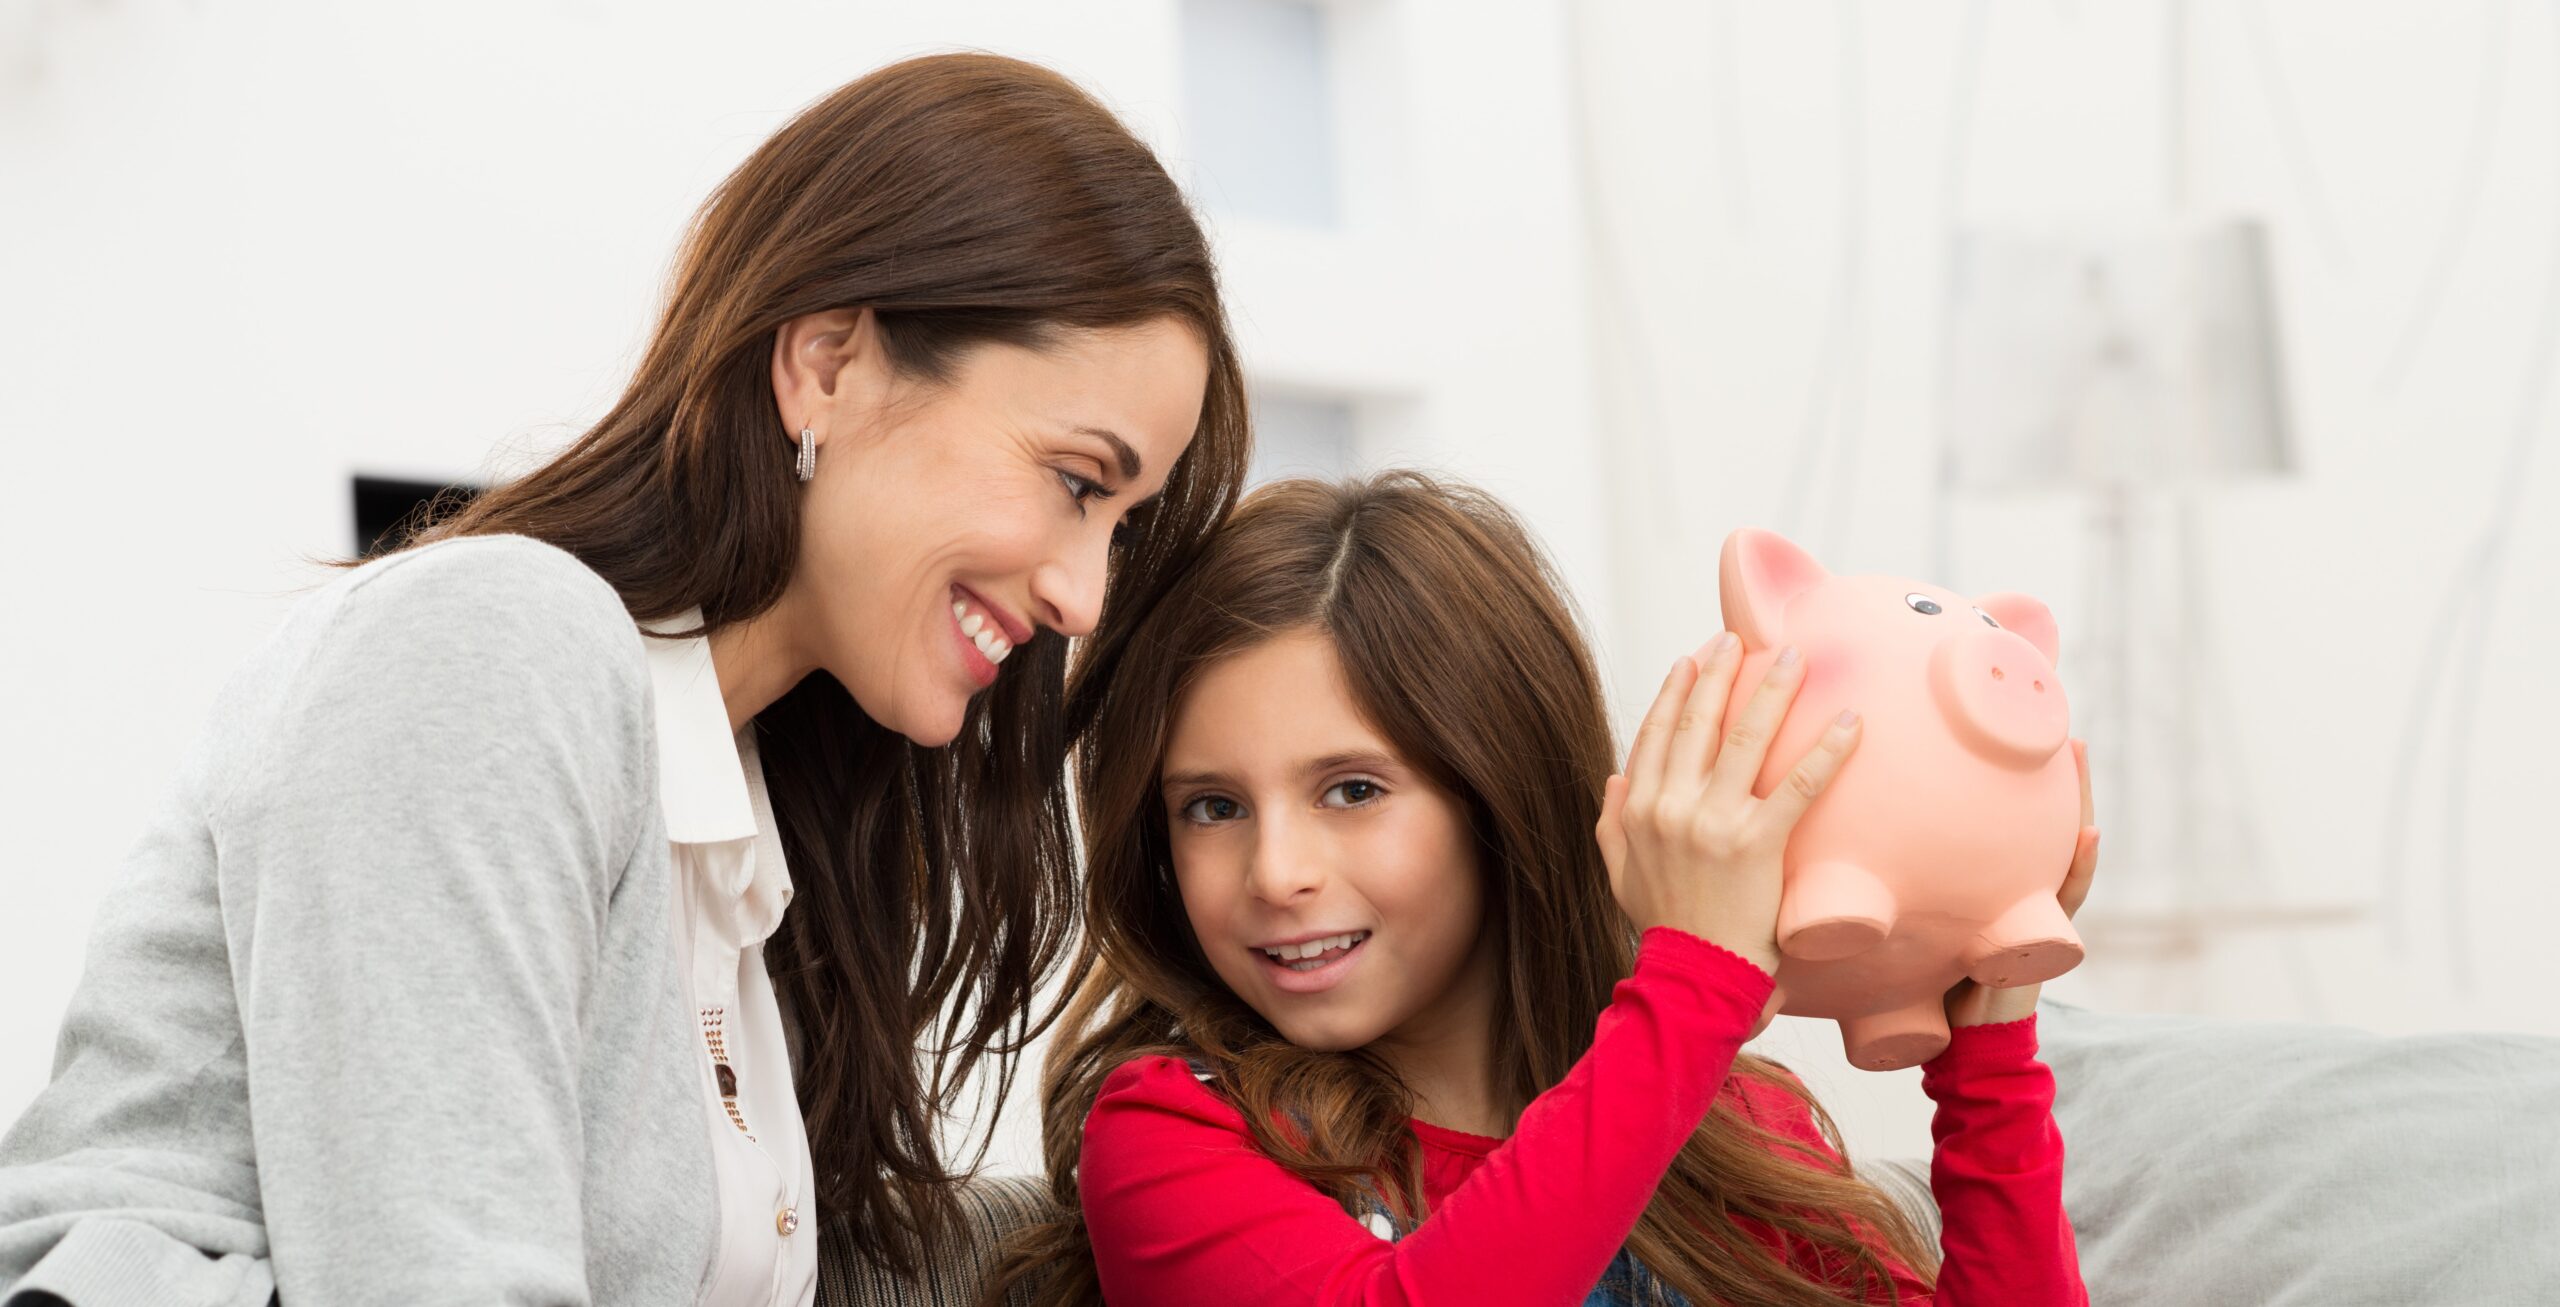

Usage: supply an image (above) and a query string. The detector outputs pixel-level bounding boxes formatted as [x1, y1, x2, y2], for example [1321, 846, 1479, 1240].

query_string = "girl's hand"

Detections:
[1596, 633, 1864, 977]
[1945, 738, 2099, 1028]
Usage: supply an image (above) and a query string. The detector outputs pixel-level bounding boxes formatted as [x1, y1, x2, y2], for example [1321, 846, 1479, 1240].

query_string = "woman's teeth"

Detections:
[1260, 931, 1370, 971]
[953, 599, 1014, 665]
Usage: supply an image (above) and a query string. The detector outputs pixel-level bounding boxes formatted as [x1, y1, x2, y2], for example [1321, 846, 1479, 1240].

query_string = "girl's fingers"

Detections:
[1704, 645, 1807, 806]
[2059, 826, 2099, 919]
[1595, 773, 1630, 880]
[2073, 737, 2094, 827]
[1754, 708, 1862, 830]
[1623, 654, 1701, 805]
[1664, 632, 1742, 784]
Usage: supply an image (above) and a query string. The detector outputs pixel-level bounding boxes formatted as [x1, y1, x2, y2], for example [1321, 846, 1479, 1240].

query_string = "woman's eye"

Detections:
[1057, 469, 1116, 516]
[1322, 779, 1383, 808]
[1179, 796, 1242, 824]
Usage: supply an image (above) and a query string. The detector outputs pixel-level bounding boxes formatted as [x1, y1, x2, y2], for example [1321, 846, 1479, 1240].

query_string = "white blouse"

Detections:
[642, 615, 818, 1307]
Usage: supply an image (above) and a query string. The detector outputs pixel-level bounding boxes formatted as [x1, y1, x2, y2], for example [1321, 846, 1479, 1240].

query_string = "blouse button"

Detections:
[776, 1207, 800, 1237]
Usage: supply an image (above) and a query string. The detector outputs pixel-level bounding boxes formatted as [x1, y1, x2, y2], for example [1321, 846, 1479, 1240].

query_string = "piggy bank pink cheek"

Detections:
[1927, 627, 2071, 767]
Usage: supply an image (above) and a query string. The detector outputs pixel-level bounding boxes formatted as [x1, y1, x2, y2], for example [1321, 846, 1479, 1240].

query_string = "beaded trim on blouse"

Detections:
[701, 1007, 757, 1142]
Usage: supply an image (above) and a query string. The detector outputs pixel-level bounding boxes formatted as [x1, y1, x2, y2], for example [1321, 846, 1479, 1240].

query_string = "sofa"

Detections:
[817, 996, 2560, 1305]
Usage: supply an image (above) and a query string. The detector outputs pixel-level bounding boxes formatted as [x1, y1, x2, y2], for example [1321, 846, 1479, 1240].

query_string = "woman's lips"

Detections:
[1257, 935, 1370, 995]
[949, 605, 1000, 688]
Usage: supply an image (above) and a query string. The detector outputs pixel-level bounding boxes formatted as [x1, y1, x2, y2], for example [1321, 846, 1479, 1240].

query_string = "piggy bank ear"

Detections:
[1719, 529, 1830, 647]
[1975, 592, 2061, 663]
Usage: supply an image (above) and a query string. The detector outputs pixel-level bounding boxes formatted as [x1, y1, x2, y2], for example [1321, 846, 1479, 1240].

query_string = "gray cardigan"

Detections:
[0, 535, 719, 1305]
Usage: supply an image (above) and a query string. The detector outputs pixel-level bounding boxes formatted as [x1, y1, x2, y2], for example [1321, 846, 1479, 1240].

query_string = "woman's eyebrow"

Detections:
[1072, 425, 1143, 479]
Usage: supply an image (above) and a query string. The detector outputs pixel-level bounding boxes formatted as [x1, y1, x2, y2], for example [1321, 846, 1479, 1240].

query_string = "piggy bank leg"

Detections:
[1838, 1001, 1951, 1071]
[1777, 861, 1897, 962]
[1961, 893, 2085, 988]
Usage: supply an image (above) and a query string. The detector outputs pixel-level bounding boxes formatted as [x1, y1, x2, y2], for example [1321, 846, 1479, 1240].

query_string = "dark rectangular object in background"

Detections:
[352, 476, 482, 558]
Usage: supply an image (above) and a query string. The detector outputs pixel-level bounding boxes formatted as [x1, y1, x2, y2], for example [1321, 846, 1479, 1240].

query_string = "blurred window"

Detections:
[1181, 0, 1341, 227]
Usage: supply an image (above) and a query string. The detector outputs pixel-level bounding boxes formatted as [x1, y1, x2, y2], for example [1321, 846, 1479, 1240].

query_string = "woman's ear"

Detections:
[1718, 528, 1830, 649]
[769, 307, 888, 443]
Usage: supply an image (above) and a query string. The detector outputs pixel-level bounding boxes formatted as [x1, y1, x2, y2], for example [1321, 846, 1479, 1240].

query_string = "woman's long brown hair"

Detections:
[389, 54, 1249, 1271]
[994, 473, 1940, 1306]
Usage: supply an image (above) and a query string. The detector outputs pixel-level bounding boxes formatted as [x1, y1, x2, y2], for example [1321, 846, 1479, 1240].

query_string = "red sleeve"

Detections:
[1076, 928, 1775, 1307]
[1917, 1014, 2089, 1307]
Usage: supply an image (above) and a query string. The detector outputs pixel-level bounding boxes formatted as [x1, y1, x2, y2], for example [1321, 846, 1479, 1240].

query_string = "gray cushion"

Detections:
[2035, 995, 2560, 1305]
[1861, 1155, 1942, 1249]
[817, 1176, 1048, 1307]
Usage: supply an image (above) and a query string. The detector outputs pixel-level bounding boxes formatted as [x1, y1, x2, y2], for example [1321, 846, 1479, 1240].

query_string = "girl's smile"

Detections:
[1251, 930, 1374, 993]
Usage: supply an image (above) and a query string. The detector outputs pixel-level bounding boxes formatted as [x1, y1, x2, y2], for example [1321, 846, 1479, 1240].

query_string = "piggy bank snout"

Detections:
[1927, 626, 2070, 767]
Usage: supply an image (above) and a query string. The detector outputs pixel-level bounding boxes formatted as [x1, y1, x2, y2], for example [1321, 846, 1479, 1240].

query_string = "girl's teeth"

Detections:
[961, 613, 986, 637]
[1264, 931, 1368, 964]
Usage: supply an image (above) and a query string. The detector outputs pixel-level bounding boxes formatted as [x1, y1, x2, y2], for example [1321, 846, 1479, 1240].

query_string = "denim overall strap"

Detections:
[1583, 1248, 1691, 1306]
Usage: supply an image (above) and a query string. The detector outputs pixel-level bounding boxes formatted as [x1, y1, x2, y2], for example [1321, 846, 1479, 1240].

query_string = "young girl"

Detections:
[1000, 472, 2092, 1306]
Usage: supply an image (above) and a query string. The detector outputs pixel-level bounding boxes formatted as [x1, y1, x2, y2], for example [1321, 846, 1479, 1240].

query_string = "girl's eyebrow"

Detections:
[1160, 766, 1229, 792]
[1300, 750, 1399, 779]
[1160, 750, 1401, 793]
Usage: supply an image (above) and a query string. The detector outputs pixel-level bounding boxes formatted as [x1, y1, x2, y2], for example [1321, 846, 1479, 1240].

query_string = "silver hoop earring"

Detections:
[796, 427, 817, 483]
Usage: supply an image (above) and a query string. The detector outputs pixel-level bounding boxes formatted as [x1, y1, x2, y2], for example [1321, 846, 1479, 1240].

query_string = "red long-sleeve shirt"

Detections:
[1078, 927, 2086, 1306]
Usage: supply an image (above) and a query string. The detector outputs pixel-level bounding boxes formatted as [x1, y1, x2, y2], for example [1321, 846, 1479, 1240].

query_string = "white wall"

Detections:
[0, 0, 1612, 1177]
[5, 0, 2552, 1182]
[1575, 0, 2560, 1159]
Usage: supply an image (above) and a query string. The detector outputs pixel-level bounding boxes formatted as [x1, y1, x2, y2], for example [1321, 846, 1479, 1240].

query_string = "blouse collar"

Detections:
[639, 609, 794, 1008]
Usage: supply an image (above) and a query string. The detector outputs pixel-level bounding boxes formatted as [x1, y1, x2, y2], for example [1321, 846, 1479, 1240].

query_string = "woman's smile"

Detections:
[949, 583, 1028, 687]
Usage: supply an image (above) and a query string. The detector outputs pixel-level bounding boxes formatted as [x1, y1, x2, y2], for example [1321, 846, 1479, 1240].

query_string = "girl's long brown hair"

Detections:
[394, 54, 1249, 1271]
[995, 473, 1939, 1306]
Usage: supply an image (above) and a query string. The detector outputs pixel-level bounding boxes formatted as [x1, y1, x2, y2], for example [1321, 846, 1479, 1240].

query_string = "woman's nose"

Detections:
[1028, 538, 1107, 639]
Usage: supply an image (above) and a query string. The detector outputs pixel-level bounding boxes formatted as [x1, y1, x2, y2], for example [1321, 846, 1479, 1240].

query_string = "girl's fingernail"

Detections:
[1776, 645, 1800, 667]
[1835, 709, 1859, 729]
[1707, 631, 1738, 655]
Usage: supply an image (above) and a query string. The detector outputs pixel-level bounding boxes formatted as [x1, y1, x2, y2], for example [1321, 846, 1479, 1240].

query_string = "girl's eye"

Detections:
[1322, 779, 1383, 808]
[1179, 795, 1242, 824]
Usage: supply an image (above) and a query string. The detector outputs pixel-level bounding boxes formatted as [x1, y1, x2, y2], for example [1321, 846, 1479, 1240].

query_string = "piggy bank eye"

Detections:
[1973, 607, 2000, 629]
[1904, 592, 1944, 616]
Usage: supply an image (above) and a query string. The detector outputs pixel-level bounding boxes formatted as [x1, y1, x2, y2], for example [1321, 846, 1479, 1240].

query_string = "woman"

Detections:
[1000, 473, 2091, 1305]
[0, 54, 1248, 1306]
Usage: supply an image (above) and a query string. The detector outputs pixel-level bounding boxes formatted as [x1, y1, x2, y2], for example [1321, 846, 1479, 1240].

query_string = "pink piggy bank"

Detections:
[1720, 528, 2084, 1070]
